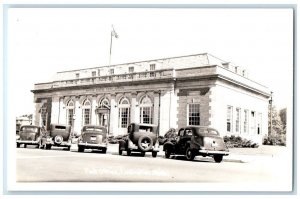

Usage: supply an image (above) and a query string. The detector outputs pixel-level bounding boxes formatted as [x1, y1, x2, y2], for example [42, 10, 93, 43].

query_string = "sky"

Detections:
[7, 7, 293, 117]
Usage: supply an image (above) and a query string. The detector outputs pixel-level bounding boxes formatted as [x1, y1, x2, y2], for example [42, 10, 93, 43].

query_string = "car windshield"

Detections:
[21, 126, 38, 133]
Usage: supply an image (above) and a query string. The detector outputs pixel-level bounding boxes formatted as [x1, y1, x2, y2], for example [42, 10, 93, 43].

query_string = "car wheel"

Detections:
[24, 144, 27, 148]
[45, 144, 51, 150]
[141, 152, 146, 157]
[213, 155, 223, 163]
[127, 150, 131, 156]
[78, 146, 84, 152]
[16, 143, 20, 148]
[186, 147, 195, 161]
[165, 148, 171, 159]
[137, 135, 153, 152]
[102, 148, 107, 154]
[152, 151, 157, 158]
[67, 146, 71, 151]
[118, 145, 123, 155]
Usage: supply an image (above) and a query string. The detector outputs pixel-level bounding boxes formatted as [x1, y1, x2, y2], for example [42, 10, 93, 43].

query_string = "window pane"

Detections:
[227, 106, 233, 132]
[188, 104, 200, 125]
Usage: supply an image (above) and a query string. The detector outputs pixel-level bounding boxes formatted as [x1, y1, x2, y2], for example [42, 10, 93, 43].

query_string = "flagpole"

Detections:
[109, 30, 113, 67]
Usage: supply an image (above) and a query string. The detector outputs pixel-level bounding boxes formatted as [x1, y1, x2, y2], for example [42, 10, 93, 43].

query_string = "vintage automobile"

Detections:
[77, 125, 108, 153]
[16, 125, 44, 148]
[118, 123, 160, 157]
[40, 123, 72, 150]
[163, 126, 229, 163]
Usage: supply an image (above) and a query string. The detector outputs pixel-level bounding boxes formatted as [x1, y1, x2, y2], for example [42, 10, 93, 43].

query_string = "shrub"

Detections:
[263, 135, 286, 146]
[223, 135, 259, 148]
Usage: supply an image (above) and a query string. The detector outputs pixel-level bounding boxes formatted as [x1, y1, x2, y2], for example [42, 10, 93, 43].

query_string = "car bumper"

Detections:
[16, 140, 39, 145]
[45, 140, 71, 147]
[198, 149, 230, 156]
[78, 142, 107, 149]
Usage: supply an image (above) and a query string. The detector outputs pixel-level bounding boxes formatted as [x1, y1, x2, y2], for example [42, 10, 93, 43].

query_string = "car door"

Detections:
[175, 128, 185, 154]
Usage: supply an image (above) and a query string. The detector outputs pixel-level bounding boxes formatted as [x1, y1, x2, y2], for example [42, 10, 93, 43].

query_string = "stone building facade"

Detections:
[32, 53, 271, 143]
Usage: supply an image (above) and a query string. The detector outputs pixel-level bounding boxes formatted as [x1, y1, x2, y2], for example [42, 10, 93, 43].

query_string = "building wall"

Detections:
[210, 80, 269, 144]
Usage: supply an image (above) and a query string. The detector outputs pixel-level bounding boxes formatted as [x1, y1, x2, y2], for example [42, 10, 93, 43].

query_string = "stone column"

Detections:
[74, 96, 81, 134]
[51, 96, 60, 124]
[91, 95, 97, 125]
[131, 92, 138, 123]
[153, 91, 160, 126]
[59, 97, 66, 124]
[109, 93, 117, 135]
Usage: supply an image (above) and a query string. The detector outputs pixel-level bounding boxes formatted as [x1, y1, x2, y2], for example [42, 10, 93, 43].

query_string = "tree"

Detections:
[268, 105, 284, 136]
[279, 108, 287, 134]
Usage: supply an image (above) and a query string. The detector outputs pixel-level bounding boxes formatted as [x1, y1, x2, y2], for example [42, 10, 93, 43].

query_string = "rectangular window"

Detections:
[227, 106, 233, 132]
[257, 112, 262, 135]
[83, 109, 91, 125]
[250, 111, 256, 134]
[243, 110, 249, 134]
[119, 108, 130, 128]
[188, 104, 200, 125]
[92, 71, 96, 77]
[150, 64, 156, 71]
[129, 67, 134, 73]
[109, 68, 114, 75]
[140, 107, 153, 124]
[76, 73, 80, 78]
[67, 109, 74, 126]
[235, 108, 241, 133]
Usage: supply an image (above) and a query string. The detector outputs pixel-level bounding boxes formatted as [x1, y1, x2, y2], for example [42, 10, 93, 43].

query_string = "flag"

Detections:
[111, 25, 119, 38]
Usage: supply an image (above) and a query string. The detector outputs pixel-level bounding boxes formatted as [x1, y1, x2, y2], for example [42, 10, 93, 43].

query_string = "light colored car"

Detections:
[118, 123, 160, 157]
[77, 125, 108, 153]
[163, 126, 229, 163]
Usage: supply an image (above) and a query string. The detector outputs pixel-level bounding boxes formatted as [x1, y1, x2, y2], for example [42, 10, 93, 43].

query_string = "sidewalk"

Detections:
[106, 144, 289, 163]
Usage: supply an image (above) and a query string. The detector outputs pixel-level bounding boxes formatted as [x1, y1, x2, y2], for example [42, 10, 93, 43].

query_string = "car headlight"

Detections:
[46, 137, 52, 142]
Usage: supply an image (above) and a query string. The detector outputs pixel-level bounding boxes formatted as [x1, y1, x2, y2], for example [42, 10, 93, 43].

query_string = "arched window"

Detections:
[118, 97, 130, 128]
[139, 95, 153, 124]
[66, 100, 75, 126]
[82, 99, 91, 125]
[99, 98, 110, 109]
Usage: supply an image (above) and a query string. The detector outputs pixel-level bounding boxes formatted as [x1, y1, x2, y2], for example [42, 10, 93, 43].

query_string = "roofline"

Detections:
[57, 52, 210, 73]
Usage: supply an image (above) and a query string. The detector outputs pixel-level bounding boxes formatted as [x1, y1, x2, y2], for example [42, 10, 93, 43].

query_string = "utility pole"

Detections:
[109, 25, 118, 67]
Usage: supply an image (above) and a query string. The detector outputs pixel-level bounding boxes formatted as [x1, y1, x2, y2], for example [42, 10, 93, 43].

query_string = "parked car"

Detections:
[163, 126, 229, 163]
[16, 125, 44, 148]
[40, 124, 72, 150]
[77, 125, 108, 153]
[118, 123, 160, 157]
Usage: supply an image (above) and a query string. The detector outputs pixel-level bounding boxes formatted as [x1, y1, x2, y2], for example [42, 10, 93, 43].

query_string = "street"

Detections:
[16, 144, 291, 189]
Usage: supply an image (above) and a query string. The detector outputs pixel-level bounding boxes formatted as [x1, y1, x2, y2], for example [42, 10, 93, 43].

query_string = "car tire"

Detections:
[16, 143, 20, 148]
[24, 144, 27, 148]
[141, 151, 146, 157]
[165, 148, 171, 159]
[213, 155, 223, 163]
[45, 144, 51, 150]
[186, 147, 195, 161]
[127, 150, 131, 156]
[78, 146, 84, 152]
[67, 146, 71, 151]
[118, 145, 123, 155]
[102, 148, 107, 154]
[152, 151, 157, 158]
[137, 135, 153, 152]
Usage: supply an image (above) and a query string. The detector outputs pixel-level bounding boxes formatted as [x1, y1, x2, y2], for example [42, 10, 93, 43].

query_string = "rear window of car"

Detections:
[21, 126, 38, 133]
[55, 125, 66, 129]
[85, 127, 104, 133]
[139, 126, 153, 133]
[197, 128, 219, 135]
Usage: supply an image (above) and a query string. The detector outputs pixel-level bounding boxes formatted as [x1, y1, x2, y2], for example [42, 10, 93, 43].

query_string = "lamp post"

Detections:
[269, 91, 273, 136]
